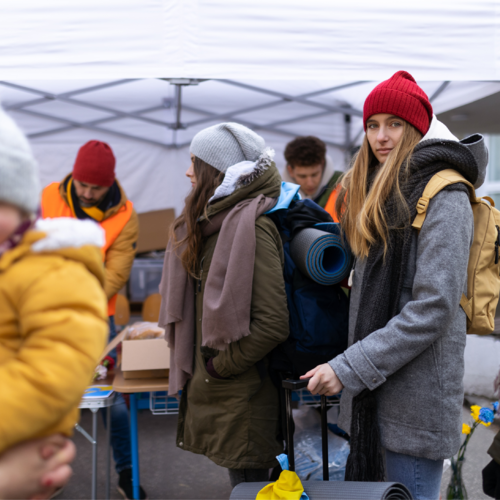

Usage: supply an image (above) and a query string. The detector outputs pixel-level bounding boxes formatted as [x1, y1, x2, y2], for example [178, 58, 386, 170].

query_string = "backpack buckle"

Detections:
[416, 196, 429, 214]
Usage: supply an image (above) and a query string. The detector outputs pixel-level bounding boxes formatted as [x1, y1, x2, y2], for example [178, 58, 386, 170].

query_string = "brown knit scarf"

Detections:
[158, 194, 277, 396]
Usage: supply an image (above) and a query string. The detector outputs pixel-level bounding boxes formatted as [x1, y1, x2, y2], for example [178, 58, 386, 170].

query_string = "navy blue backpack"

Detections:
[266, 183, 350, 380]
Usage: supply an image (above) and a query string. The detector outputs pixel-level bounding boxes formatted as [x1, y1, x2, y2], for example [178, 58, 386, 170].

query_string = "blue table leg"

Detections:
[129, 393, 140, 500]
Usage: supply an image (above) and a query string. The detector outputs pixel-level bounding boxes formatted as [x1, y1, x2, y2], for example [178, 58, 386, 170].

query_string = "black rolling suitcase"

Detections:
[230, 379, 412, 500]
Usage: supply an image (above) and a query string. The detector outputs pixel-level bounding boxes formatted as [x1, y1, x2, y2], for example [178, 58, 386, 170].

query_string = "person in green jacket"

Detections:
[159, 123, 289, 487]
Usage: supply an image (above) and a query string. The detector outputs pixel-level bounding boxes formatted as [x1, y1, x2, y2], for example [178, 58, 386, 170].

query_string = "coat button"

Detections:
[205, 379, 209, 383]
[179, 442, 183, 446]
[372, 378, 377, 383]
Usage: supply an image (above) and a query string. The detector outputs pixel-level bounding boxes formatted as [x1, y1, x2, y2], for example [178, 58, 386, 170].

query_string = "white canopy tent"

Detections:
[2, 0, 500, 81]
[2, 0, 500, 395]
[1, 1, 500, 214]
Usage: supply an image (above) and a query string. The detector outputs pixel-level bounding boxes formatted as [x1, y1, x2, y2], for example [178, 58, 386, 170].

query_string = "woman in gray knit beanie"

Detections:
[159, 123, 289, 487]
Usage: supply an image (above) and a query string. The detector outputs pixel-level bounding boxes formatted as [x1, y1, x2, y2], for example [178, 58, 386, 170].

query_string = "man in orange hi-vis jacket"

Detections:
[41, 140, 147, 500]
[323, 182, 341, 222]
[42, 141, 138, 317]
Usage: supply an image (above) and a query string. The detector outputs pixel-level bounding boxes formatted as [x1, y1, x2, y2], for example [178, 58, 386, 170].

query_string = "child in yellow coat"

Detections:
[0, 107, 109, 497]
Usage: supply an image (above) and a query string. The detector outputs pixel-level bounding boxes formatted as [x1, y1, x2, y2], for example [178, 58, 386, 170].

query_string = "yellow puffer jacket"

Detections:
[0, 218, 109, 454]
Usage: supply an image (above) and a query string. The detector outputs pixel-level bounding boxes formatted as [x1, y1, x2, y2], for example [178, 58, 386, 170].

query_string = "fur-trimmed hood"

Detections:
[204, 149, 283, 220]
[210, 148, 275, 203]
[0, 217, 105, 286]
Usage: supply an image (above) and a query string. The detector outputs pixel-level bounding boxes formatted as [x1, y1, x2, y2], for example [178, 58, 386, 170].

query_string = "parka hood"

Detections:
[417, 115, 488, 188]
[205, 150, 282, 219]
[0, 218, 105, 285]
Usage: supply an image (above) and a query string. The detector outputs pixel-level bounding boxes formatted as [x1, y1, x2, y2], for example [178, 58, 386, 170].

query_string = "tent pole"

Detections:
[0, 80, 172, 128]
[267, 110, 333, 128]
[344, 114, 352, 168]
[218, 79, 363, 117]
[27, 105, 168, 139]
[181, 103, 344, 149]
[430, 81, 450, 102]
[2, 79, 140, 111]
[173, 84, 183, 145]
[182, 80, 368, 128]
[15, 107, 175, 149]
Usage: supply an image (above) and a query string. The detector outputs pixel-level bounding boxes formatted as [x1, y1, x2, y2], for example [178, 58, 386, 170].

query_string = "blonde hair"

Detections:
[335, 122, 422, 258]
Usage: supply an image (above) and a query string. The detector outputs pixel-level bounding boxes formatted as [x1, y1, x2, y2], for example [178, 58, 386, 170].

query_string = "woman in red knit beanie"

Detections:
[302, 71, 488, 499]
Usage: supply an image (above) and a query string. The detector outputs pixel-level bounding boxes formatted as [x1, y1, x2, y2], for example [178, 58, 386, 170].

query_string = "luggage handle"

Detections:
[282, 379, 329, 481]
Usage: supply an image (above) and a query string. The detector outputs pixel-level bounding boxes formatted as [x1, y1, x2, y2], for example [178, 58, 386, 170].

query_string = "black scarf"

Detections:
[345, 139, 478, 482]
[65, 175, 121, 221]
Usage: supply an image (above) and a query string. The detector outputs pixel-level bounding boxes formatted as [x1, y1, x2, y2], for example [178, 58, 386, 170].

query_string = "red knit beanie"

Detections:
[363, 71, 433, 136]
[72, 140, 116, 187]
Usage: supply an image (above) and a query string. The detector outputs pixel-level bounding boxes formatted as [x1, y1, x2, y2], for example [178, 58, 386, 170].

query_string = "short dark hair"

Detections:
[284, 136, 326, 168]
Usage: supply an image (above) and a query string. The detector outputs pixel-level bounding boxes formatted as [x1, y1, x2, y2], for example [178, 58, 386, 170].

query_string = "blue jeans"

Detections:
[101, 316, 132, 474]
[385, 449, 444, 500]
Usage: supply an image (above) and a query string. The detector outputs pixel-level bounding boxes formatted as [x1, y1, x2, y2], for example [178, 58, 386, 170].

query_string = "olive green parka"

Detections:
[176, 163, 289, 469]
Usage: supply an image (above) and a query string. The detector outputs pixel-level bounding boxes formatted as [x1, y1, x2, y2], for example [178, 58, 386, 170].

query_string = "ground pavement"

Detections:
[61, 404, 498, 500]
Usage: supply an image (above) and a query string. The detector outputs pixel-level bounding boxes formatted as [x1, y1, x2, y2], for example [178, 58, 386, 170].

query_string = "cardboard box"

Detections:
[100, 326, 170, 380]
[136, 208, 176, 253]
[122, 337, 169, 379]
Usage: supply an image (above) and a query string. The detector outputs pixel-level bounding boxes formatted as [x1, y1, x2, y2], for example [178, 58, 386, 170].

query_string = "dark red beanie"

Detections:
[72, 140, 116, 187]
[363, 71, 433, 135]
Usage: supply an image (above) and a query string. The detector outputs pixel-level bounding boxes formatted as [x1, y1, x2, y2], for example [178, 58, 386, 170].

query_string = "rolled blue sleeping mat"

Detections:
[290, 223, 352, 286]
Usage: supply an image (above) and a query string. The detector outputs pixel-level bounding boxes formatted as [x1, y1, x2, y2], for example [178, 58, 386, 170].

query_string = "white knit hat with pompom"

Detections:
[0, 107, 39, 214]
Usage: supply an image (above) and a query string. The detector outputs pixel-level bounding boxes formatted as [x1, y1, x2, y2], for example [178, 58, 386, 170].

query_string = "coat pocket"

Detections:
[377, 344, 443, 432]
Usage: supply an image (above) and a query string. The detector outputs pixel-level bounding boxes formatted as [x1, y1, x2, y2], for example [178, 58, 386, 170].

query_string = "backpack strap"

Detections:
[412, 169, 479, 321]
[412, 169, 476, 231]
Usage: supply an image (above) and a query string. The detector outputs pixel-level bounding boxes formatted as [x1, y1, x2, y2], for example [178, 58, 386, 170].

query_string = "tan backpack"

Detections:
[412, 169, 500, 335]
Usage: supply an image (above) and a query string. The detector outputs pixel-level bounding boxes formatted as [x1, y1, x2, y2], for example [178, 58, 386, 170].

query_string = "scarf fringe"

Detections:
[345, 390, 385, 482]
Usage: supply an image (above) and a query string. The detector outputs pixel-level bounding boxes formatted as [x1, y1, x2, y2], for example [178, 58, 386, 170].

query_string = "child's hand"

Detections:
[301, 364, 343, 396]
[0, 434, 76, 500]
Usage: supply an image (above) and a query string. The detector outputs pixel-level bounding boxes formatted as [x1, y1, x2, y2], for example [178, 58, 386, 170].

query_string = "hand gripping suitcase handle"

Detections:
[282, 379, 329, 481]
[282, 379, 310, 391]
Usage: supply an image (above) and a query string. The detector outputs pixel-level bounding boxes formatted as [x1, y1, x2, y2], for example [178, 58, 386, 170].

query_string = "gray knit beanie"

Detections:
[0, 107, 39, 214]
[190, 122, 266, 173]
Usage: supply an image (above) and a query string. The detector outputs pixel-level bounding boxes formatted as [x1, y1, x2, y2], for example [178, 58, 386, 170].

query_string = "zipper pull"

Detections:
[495, 226, 500, 265]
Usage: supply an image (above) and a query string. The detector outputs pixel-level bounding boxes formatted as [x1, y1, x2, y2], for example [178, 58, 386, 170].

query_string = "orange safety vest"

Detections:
[41, 182, 134, 316]
[324, 183, 341, 223]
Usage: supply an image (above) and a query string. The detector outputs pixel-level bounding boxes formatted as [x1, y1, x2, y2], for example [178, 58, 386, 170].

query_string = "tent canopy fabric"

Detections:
[1, 1, 500, 214]
[1, 1, 500, 80]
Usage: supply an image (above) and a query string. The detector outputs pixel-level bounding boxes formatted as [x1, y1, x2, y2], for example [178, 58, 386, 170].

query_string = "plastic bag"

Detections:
[126, 322, 165, 340]
[292, 406, 350, 481]
[256, 454, 309, 500]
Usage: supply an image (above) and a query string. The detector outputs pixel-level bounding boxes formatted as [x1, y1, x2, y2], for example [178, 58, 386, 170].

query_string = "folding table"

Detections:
[77, 385, 116, 500]
[113, 369, 169, 500]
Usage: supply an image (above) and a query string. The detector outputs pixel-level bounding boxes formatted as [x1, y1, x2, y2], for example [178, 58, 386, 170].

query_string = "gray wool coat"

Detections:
[330, 119, 488, 461]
